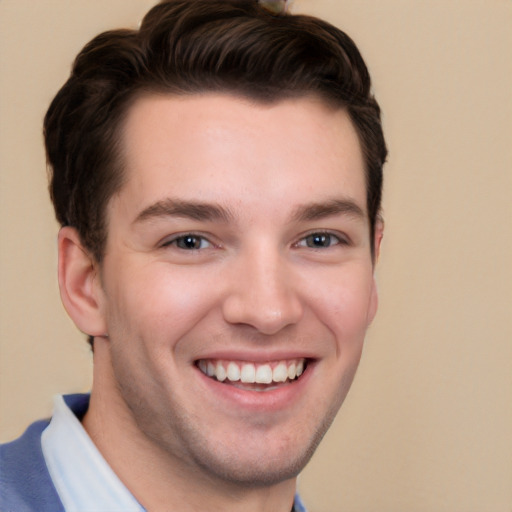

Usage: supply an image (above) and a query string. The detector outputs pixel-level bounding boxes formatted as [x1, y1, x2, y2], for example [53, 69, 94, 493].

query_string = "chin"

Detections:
[191, 441, 317, 488]
[179, 411, 337, 489]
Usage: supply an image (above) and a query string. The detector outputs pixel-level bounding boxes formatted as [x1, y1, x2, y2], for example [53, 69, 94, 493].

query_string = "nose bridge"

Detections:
[222, 244, 303, 334]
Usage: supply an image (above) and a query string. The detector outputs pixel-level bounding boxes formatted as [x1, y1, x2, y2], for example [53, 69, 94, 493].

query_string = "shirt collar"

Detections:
[293, 492, 308, 512]
[41, 393, 307, 512]
[41, 394, 144, 512]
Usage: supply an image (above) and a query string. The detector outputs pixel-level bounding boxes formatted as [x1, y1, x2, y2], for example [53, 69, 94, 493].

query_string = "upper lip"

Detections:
[193, 350, 318, 364]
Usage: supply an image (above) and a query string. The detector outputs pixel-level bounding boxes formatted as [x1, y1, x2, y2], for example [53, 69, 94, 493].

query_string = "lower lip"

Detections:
[196, 362, 314, 412]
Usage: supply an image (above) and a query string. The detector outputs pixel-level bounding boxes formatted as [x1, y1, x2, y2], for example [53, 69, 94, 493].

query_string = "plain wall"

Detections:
[1, 1, 511, 511]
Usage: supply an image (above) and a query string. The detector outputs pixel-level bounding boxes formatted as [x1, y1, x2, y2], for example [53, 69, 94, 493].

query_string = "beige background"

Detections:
[1, 1, 511, 511]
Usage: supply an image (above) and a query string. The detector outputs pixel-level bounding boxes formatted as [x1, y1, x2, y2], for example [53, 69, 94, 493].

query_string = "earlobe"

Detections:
[58, 227, 107, 337]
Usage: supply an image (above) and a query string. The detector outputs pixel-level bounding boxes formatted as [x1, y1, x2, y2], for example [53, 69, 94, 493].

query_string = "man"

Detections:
[0, 1, 386, 510]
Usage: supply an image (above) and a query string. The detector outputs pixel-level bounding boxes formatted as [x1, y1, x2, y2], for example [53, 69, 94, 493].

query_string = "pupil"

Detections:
[310, 234, 328, 247]
[181, 236, 199, 249]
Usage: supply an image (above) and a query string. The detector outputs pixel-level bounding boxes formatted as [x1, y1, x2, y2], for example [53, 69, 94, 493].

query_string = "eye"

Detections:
[297, 232, 344, 249]
[164, 234, 212, 250]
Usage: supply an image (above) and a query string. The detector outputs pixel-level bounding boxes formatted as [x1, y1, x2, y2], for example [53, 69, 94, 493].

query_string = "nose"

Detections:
[221, 248, 304, 335]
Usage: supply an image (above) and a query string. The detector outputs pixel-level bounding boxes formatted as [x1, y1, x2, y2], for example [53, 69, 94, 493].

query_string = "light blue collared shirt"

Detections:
[41, 394, 307, 512]
[41, 394, 144, 512]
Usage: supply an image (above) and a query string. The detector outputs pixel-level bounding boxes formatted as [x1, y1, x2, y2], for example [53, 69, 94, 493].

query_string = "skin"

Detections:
[58, 93, 383, 512]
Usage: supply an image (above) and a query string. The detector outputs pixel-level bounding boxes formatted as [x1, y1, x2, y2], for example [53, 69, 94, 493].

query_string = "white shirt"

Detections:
[41, 394, 144, 512]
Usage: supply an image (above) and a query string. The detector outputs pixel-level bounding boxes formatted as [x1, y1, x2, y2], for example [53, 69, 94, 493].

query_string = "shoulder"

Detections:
[0, 394, 89, 511]
[0, 418, 65, 511]
[0, 419, 64, 512]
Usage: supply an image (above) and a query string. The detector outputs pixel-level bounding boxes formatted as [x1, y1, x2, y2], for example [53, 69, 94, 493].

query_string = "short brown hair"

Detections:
[45, 0, 387, 262]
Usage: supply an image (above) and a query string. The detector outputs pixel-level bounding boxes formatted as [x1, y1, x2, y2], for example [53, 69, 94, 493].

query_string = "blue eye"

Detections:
[166, 234, 211, 250]
[299, 232, 343, 249]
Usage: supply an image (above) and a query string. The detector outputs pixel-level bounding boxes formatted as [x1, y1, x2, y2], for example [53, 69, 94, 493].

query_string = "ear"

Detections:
[58, 226, 107, 337]
[372, 216, 384, 265]
[367, 218, 384, 325]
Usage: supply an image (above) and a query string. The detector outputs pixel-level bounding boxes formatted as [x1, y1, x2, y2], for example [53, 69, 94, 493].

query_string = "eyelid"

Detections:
[294, 229, 350, 248]
[160, 232, 216, 250]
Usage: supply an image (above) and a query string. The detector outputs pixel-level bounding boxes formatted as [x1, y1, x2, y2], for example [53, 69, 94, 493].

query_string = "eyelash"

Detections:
[294, 230, 349, 249]
[161, 233, 213, 251]
[161, 230, 349, 251]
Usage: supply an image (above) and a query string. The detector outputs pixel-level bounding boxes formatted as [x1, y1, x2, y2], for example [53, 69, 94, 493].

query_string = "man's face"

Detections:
[95, 93, 379, 486]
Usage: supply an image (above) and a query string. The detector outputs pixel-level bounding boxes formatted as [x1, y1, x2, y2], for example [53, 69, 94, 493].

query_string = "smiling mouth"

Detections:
[196, 358, 307, 391]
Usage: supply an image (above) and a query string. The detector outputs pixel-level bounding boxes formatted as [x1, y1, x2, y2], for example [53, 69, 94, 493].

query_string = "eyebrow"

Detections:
[133, 197, 365, 226]
[291, 198, 366, 223]
[133, 198, 234, 224]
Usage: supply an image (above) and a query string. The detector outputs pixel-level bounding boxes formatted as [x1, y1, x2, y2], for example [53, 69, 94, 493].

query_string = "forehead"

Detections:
[115, 93, 367, 219]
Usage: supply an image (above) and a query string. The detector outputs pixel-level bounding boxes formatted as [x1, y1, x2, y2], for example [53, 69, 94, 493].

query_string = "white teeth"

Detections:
[198, 359, 307, 385]
[227, 362, 241, 382]
[287, 363, 297, 380]
[240, 363, 256, 383]
[255, 364, 273, 384]
[273, 363, 288, 383]
[215, 361, 227, 382]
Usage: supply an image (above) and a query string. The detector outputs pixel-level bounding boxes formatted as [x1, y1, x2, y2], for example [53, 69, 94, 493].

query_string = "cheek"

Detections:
[306, 268, 375, 340]
[105, 263, 220, 346]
